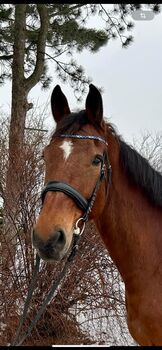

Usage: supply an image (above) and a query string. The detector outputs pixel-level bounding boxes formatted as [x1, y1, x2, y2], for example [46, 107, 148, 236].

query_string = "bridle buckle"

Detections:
[74, 217, 86, 236]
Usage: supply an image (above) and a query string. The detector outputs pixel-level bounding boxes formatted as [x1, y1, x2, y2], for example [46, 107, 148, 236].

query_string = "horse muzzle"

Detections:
[32, 227, 68, 261]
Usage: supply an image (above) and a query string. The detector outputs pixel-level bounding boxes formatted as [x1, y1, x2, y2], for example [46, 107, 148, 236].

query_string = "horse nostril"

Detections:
[32, 228, 66, 260]
[54, 229, 66, 246]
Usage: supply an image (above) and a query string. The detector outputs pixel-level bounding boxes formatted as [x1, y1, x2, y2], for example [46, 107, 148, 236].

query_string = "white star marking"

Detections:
[59, 140, 73, 161]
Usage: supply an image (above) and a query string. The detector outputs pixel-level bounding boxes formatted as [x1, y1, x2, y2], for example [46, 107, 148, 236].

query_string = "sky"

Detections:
[0, 5, 162, 145]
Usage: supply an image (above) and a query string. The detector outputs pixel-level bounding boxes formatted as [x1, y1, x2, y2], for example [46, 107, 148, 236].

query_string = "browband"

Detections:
[59, 134, 108, 145]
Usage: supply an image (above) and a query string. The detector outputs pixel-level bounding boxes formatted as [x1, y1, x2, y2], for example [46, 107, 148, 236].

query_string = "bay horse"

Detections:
[33, 84, 162, 346]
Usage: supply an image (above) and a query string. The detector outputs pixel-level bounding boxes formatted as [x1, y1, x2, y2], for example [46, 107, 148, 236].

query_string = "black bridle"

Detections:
[41, 134, 112, 225]
[11, 134, 112, 346]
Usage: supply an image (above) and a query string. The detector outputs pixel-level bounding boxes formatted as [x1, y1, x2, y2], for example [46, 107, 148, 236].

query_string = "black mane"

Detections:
[119, 139, 162, 207]
[52, 113, 162, 208]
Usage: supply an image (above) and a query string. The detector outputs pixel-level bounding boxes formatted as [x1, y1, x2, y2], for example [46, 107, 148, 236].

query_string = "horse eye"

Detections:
[92, 155, 103, 166]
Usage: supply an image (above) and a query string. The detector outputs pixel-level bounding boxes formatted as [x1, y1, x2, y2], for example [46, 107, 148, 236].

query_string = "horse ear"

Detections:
[85, 84, 103, 125]
[51, 85, 71, 123]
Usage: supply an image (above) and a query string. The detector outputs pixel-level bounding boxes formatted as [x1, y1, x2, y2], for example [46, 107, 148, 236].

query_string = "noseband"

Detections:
[41, 134, 112, 224]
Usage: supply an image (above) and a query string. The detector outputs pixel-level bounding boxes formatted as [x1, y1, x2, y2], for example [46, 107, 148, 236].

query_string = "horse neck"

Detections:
[96, 131, 162, 290]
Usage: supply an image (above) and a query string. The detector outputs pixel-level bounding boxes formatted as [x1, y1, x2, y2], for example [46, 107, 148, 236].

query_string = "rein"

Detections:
[11, 134, 112, 346]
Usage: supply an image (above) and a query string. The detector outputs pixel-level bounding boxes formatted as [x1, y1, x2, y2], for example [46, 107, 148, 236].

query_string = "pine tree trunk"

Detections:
[2, 4, 27, 299]
[1, 4, 48, 324]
